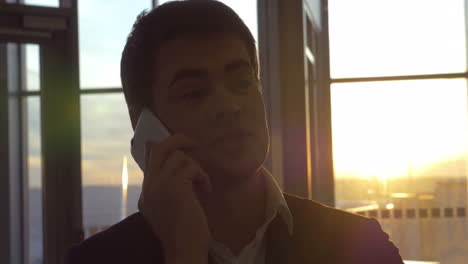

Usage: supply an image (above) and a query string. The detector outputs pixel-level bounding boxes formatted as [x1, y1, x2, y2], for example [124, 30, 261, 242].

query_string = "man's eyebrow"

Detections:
[225, 59, 252, 73]
[169, 60, 251, 86]
[170, 69, 207, 86]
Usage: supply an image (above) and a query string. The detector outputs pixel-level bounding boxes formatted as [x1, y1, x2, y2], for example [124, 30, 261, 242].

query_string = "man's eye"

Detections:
[181, 90, 204, 100]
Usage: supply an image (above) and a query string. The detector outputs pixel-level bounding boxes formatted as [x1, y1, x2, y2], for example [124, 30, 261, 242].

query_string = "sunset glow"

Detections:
[122, 156, 128, 191]
[121, 155, 128, 219]
[331, 79, 468, 180]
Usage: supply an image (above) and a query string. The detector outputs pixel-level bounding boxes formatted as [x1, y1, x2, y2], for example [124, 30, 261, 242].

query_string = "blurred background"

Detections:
[0, 0, 467, 264]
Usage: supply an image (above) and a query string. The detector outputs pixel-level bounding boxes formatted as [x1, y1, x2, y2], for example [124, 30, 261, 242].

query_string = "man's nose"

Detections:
[211, 85, 242, 122]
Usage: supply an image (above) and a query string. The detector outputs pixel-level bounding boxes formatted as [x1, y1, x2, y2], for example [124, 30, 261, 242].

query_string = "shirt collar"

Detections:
[261, 167, 294, 235]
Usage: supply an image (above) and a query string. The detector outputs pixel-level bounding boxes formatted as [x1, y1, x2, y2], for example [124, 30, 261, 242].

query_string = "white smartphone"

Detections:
[130, 108, 171, 171]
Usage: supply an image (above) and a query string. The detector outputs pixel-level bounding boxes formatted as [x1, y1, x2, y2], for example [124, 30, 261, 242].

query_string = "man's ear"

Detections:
[129, 106, 142, 131]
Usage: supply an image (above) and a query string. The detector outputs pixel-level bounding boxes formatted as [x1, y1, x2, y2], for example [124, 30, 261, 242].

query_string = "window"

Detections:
[25, 44, 43, 263]
[26, 96, 43, 264]
[79, 0, 153, 89]
[81, 94, 141, 237]
[3, 42, 44, 264]
[329, 0, 466, 78]
[78, 0, 152, 238]
[329, 0, 468, 262]
[24, 0, 59, 7]
[2, 2, 98, 263]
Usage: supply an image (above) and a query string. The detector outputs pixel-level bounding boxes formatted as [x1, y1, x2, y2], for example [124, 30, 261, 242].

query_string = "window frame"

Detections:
[327, 2, 468, 260]
[327, 0, 468, 196]
[0, 1, 82, 264]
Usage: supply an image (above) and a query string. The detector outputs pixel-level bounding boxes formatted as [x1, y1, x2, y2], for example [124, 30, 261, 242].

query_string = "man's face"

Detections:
[151, 32, 269, 188]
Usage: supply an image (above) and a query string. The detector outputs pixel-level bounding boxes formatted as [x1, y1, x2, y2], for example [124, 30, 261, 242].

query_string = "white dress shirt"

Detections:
[208, 167, 294, 264]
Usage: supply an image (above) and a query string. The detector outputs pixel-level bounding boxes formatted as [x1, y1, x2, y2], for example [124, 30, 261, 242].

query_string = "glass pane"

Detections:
[23, 0, 59, 7]
[24, 44, 40, 92]
[79, 0, 152, 89]
[26, 96, 43, 264]
[158, 0, 258, 42]
[331, 79, 468, 263]
[329, 0, 466, 78]
[81, 94, 142, 238]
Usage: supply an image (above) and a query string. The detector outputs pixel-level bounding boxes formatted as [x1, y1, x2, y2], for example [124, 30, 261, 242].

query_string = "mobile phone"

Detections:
[130, 108, 171, 171]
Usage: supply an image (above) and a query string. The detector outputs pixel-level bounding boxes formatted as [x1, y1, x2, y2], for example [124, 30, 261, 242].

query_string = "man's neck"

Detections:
[201, 168, 267, 255]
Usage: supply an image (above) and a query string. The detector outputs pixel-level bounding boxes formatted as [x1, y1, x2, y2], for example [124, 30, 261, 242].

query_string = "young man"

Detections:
[66, 1, 403, 263]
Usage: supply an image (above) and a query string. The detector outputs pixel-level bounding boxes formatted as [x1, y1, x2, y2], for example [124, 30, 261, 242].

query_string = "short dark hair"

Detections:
[120, 0, 259, 114]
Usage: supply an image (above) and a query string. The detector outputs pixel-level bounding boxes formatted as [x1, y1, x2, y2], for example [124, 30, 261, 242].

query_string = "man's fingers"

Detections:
[156, 149, 212, 193]
[151, 134, 200, 167]
[149, 149, 212, 195]
[178, 160, 212, 194]
[157, 150, 189, 183]
[143, 134, 200, 195]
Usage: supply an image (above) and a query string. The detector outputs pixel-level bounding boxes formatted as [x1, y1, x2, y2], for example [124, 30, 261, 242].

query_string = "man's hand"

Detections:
[139, 134, 212, 264]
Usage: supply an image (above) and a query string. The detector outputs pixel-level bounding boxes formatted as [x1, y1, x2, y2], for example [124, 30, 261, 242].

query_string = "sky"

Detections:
[328, 0, 466, 78]
[22, 0, 468, 187]
[331, 79, 468, 180]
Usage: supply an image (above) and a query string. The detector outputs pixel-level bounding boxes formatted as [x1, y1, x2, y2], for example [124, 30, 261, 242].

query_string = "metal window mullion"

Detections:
[79, 87, 122, 94]
[258, 0, 286, 187]
[40, 2, 82, 263]
[465, 0, 468, 70]
[41, 39, 82, 264]
[314, 0, 335, 206]
[0, 42, 18, 264]
[18, 42, 31, 264]
[464, 0, 468, 235]
[0, 42, 26, 264]
[0, 42, 9, 264]
[331, 72, 468, 84]
[20, 90, 41, 96]
[277, 0, 309, 197]
[13, 42, 28, 264]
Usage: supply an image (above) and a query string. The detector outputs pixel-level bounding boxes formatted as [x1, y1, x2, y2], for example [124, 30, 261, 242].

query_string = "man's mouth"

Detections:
[215, 130, 251, 142]
[213, 130, 252, 150]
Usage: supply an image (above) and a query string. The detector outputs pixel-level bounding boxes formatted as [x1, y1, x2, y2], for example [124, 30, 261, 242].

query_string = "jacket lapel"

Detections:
[265, 214, 294, 264]
[267, 193, 326, 264]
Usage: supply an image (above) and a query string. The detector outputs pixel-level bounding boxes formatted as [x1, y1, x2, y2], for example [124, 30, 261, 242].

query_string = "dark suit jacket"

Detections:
[65, 193, 404, 264]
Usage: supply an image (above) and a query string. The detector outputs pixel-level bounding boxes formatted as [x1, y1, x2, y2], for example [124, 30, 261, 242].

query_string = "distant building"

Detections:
[342, 179, 468, 264]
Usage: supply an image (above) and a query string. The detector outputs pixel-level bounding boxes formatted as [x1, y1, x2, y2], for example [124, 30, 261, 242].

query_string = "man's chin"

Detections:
[204, 161, 262, 189]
